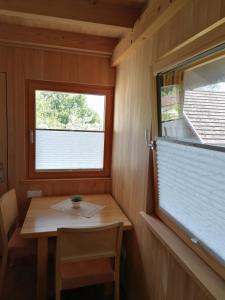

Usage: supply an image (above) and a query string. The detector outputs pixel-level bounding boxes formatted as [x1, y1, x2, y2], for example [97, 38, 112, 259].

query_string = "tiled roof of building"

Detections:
[184, 90, 225, 145]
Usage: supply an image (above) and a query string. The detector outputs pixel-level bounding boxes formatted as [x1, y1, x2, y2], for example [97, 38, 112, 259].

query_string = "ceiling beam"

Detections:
[0, 0, 143, 29]
[0, 23, 118, 55]
[112, 0, 189, 66]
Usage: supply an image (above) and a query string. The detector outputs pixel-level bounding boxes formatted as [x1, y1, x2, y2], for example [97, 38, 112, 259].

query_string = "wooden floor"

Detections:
[0, 257, 120, 300]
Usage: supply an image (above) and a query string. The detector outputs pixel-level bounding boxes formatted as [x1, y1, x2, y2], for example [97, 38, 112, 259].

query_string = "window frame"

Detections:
[26, 80, 114, 179]
[154, 47, 225, 280]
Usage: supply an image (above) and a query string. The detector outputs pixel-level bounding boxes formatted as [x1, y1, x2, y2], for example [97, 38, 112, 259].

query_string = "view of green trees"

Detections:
[36, 91, 102, 130]
[161, 103, 182, 122]
[161, 85, 183, 122]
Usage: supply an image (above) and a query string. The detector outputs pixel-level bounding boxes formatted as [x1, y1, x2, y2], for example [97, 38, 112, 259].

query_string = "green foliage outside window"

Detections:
[161, 103, 183, 122]
[36, 91, 102, 131]
[161, 85, 183, 122]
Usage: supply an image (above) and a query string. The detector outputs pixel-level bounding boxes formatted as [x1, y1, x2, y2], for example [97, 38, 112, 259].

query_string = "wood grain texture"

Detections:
[111, 1, 225, 298]
[154, 0, 225, 60]
[113, 0, 225, 65]
[0, 0, 143, 29]
[20, 194, 132, 238]
[112, 0, 189, 66]
[0, 44, 115, 220]
[153, 21, 225, 74]
[55, 223, 123, 300]
[141, 213, 225, 300]
[22, 194, 131, 300]
[0, 73, 7, 195]
[0, 23, 118, 55]
[0, 14, 129, 39]
[112, 38, 154, 300]
[0, 0, 148, 38]
[21, 193, 131, 299]
[22, 178, 112, 196]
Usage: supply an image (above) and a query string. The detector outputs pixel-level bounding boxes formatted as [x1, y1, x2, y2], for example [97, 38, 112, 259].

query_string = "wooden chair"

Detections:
[0, 189, 36, 294]
[55, 222, 123, 300]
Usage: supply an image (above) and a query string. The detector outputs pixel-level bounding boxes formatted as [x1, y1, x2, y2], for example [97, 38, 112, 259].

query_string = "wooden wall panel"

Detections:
[0, 73, 7, 195]
[0, 23, 118, 55]
[111, 0, 225, 299]
[0, 45, 115, 220]
[113, 38, 155, 300]
[154, 0, 225, 60]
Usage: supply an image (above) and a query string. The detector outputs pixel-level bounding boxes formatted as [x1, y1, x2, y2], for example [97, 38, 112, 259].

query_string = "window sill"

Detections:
[22, 177, 112, 183]
[140, 212, 225, 300]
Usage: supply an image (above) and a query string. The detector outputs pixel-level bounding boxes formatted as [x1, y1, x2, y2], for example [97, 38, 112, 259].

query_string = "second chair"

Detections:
[55, 222, 123, 300]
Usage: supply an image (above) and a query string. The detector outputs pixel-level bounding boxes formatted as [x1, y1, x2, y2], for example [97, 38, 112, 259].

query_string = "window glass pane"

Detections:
[161, 85, 183, 122]
[157, 139, 225, 264]
[35, 90, 106, 171]
[159, 56, 225, 147]
[36, 130, 104, 170]
[36, 90, 105, 131]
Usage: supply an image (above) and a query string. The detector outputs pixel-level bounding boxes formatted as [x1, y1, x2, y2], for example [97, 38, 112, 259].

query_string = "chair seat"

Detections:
[61, 258, 114, 290]
[8, 227, 36, 258]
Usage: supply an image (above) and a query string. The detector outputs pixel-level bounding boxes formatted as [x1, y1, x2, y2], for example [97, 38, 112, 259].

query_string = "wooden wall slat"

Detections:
[0, 23, 118, 55]
[0, 73, 7, 195]
[154, 0, 225, 60]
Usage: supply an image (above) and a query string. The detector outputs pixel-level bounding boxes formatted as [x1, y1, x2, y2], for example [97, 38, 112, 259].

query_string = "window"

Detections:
[27, 80, 113, 178]
[155, 47, 225, 279]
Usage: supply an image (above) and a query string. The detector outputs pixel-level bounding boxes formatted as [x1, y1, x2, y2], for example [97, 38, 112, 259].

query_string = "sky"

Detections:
[85, 94, 105, 122]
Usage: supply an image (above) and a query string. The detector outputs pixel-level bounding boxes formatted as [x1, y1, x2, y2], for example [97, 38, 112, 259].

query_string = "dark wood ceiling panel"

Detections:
[0, 0, 138, 27]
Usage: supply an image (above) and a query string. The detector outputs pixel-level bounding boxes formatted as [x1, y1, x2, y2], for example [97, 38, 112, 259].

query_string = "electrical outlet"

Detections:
[27, 190, 42, 198]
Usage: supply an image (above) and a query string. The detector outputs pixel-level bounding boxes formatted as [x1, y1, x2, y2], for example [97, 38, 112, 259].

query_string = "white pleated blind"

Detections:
[36, 130, 104, 170]
[156, 139, 225, 264]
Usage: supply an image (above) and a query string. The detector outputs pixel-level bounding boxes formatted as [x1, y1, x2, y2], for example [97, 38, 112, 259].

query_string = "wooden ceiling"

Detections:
[0, 0, 149, 38]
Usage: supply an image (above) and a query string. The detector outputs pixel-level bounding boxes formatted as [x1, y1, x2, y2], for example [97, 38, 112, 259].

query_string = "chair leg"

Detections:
[0, 252, 8, 296]
[114, 280, 120, 300]
[55, 276, 61, 300]
[55, 290, 60, 300]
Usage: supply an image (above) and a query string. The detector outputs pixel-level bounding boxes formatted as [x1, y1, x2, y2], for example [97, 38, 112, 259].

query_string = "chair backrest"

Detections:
[0, 189, 18, 247]
[56, 222, 123, 264]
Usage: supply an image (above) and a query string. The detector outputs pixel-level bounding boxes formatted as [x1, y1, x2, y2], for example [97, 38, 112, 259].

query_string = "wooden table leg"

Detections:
[37, 237, 48, 300]
[103, 282, 113, 298]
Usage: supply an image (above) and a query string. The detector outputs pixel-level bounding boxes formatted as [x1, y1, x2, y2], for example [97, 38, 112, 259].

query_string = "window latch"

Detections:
[145, 128, 156, 150]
